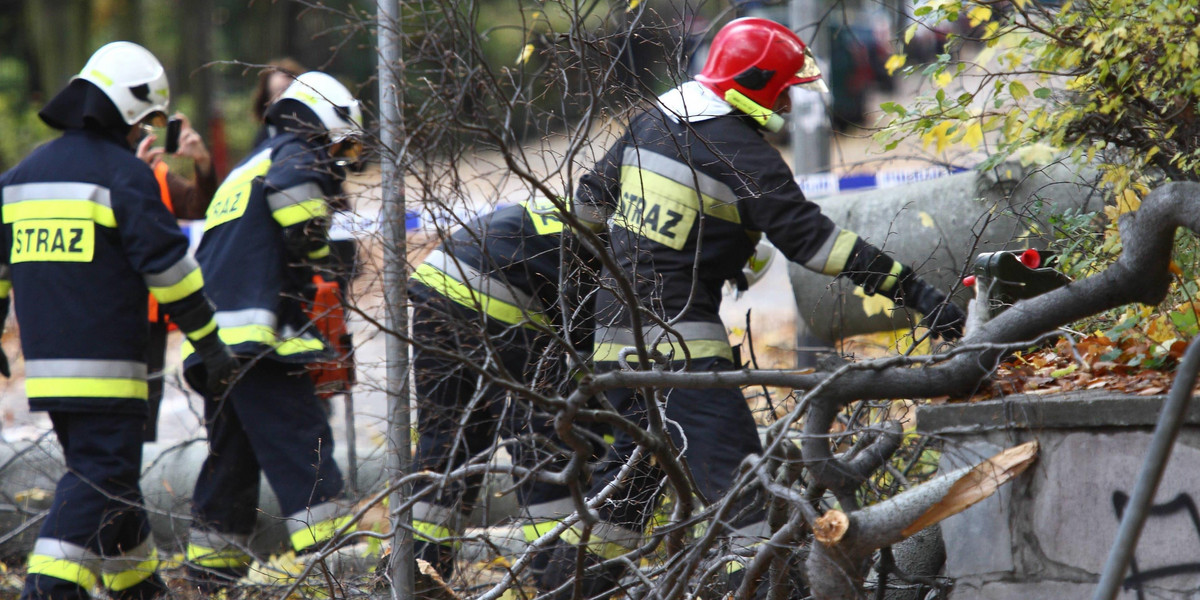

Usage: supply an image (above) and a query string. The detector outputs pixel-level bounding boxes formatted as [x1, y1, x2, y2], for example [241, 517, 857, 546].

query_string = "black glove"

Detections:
[900, 276, 966, 341]
[0, 349, 9, 378]
[193, 330, 240, 397]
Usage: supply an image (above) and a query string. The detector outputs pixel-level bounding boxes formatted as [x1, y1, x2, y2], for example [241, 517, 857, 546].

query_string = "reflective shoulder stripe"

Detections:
[522, 196, 569, 235]
[3, 183, 117, 227]
[621, 147, 741, 223]
[803, 229, 858, 276]
[145, 255, 204, 304]
[411, 264, 548, 328]
[422, 250, 543, 312]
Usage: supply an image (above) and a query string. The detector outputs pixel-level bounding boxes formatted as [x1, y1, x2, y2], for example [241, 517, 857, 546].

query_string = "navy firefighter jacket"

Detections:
[183, 132, 337, 369]
[0, 128, 219, 415]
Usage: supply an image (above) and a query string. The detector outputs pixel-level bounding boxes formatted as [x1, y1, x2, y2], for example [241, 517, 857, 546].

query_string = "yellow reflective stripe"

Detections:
[182, 325, 326, 359]
[411, 263, 549, 327]
[184, 317, 218, 342]
[877, 259, 905, 294]
[148, 267, 204, 304]
[102, 553, 159, 592]
[27, 554, 98, 593]
[0, 280, 10, 298]
[413, 520, 460, 549]
[592, 340, 733, 363]
[3, 200, 116, 228]
[726, 560, 746, 574]
[185, 544, 250, 569]
[522, 520, 561, 543]
[26, 378, 148, 400]
[560, 528, 632, 560]
[307, 245, 331, 259]
[620, 166, 740, 224]
[290, 515, 353, 552]
[272, 199, 329, 228]
[87, 70, 114, 87]
[823, 230, 860, 276]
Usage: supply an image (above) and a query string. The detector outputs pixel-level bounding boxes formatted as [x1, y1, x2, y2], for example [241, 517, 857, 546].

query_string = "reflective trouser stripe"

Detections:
[101, 548, 159, 591]
[290, 515, 353, 552]
[26, 378, 148, 400]
[530, 521, 639, 560]
[413, 520, 460, 549]
[411, 262, 548, 327]
[185, 544, 251, 569]
[27, 555, 99, 593]
[593, 321, 733, 362]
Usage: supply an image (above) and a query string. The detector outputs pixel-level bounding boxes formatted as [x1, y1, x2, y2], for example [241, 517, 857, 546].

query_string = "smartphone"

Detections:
[164, 118, 183, 154]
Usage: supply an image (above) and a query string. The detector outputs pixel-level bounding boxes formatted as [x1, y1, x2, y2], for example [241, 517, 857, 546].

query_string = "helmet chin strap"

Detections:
[723, 89, 785, 132]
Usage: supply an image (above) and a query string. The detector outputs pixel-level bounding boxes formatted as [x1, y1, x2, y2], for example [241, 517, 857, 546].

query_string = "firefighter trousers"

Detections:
[22, 412, 163, 600]
[187, 359, 345, 577]
[535, 356, 769, 594]
[410, 286, 589, 575]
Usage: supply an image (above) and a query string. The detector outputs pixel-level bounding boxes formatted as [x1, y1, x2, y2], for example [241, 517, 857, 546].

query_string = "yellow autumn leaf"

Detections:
[963, 121, 984, 149]
[968, 5, 993, 27]
[921, 121, 955, 154]
[934, 71, 953, 88]
[855, 286, 896, 317]
[885, 54, 908, 76]
[919, 211, 935, 228]
[1117, 188, 1141, 214]
[905, 23, 921, 45]
[517, 43, 535, 65]
[627, 0, 640, 11]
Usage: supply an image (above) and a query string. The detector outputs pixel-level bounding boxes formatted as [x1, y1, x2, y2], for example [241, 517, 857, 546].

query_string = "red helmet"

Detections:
[696, 18, 825, 114]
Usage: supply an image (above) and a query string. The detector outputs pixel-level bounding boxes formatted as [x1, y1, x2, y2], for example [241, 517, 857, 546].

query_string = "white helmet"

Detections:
[275, 71, 362, 143]
[74, 41, 169, 126]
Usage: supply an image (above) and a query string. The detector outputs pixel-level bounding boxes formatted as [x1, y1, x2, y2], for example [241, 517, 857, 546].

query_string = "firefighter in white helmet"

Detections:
[6, 41, 237, 600]
[180, 71, 363, 590]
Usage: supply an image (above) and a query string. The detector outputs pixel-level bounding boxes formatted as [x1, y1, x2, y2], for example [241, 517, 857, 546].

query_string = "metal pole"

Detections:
[1093, 339, 1200, 600]
[789, 0, 832, 368]
[377, 1, 414, 598]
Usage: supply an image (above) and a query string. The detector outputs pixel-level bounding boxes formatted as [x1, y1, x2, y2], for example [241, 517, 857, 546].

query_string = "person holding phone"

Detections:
[135, 112, 218, 442]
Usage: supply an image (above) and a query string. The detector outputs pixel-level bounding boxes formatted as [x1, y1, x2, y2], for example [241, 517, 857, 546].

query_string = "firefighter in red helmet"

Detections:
[535, 17, 964, 597]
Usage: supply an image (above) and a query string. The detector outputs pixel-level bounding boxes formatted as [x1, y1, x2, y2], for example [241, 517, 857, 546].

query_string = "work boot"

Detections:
[534, 540, 625, 600]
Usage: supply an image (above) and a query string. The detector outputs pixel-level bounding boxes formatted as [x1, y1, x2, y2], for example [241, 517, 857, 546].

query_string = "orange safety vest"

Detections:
[148, 161, 174, 323]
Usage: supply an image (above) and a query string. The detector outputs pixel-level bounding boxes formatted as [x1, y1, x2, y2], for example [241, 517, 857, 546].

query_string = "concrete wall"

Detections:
[919, 390, 1200, 599]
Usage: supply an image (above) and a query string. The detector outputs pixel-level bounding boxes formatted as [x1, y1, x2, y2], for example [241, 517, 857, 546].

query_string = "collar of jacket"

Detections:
[655, 81, 734, 124]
